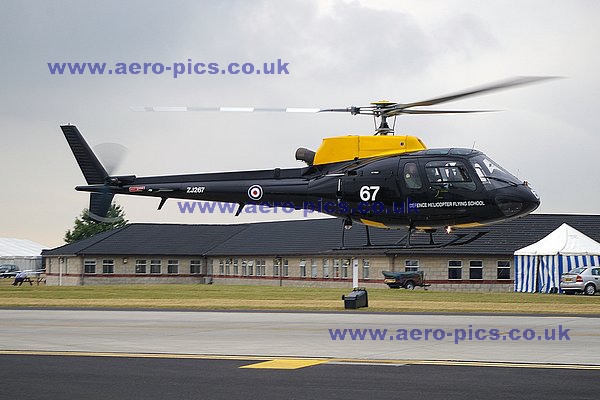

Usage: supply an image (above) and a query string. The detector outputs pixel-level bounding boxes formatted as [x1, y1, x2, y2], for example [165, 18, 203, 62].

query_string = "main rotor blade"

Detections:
[399, 109, 497, 114]
[318, 106, 378, 115]
[130, 106, 321, 113]
[386, 76, 559, 116]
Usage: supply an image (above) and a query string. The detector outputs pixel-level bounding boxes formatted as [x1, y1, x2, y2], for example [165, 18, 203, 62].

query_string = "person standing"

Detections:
[12, 271, 27, 286]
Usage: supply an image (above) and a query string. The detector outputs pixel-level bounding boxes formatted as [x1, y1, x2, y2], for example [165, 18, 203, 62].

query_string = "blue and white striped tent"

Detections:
[514, 223, 600, 293]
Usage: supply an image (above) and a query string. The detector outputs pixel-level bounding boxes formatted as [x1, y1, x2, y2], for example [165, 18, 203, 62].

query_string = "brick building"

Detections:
[42, 214, 600, 291]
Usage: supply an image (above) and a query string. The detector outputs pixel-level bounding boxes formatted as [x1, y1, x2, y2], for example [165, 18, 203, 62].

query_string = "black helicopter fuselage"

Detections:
[64, 77, 554, 231]
[67, 124, 538, 231]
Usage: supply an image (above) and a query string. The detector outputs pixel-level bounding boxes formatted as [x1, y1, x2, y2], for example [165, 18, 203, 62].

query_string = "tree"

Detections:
[64, 203, 128, 243]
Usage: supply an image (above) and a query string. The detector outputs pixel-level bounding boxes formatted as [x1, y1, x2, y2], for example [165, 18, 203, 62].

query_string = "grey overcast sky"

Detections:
[1, 0, 599, 247]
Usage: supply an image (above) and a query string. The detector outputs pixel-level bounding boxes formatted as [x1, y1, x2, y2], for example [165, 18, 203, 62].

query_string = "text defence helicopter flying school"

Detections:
[62, 77, 554, 246]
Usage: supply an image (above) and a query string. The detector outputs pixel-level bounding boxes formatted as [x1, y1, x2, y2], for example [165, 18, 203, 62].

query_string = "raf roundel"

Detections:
[247, 185, 263, 201]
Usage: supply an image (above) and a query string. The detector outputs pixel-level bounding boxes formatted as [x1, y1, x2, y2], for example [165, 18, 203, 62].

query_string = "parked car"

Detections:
[560, 267, 600, 295]
[0, 264, 20, 278]
[382, 270, 429, 289]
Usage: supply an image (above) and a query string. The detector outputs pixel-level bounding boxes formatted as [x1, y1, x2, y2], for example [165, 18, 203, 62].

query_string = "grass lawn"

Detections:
[0, 279, 598, 314]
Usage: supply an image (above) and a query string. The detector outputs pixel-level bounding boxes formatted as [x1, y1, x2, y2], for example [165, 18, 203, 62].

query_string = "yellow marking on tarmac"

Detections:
[240, 358, 328, 370]
[1, 350, 599, 371]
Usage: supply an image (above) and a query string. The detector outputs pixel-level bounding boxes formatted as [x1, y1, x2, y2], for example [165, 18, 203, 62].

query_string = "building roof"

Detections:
[41, 214, 600, 258]
[0, 238, 48, 258]
[43, 224, 248, 256]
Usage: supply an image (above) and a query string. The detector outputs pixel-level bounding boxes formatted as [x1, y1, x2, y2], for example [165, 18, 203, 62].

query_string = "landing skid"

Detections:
[337, 222, 487, 250]
[394, 230, 488, 249]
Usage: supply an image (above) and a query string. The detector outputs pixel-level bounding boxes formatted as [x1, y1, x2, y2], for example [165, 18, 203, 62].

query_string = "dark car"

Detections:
[382, 270, 428, 289]
[0, 264, 20, 278]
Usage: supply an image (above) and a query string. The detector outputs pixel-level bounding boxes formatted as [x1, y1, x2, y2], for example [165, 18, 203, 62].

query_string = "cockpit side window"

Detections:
[425, 161, 476, 190]
[403, 162, 422, 189]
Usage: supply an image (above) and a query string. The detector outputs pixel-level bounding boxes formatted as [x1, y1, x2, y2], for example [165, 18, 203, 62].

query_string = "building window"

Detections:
[233, 259, 239, 276]
[135, 260, 147, 274]
[299, 259, 307, 278]
[167, 260, 179, 274]
[84, 259, 96, 274]
[311, 259, 318, 278]
[255, 259, 265, 276]
[102, 259, 114, 274]
[190, 260, 202, 274]
[150, 259, 161, 274]
[323, 259, 330, 278]
[241, 260, 247, 276]
[225, 259, 231, 276]
[448, 260, 462, 280]
[333, 259, 341, 278]
[273, 258, 280, 277]
[341, 259, 350, 279]
[497, 261, 511, 280]
[207, 259, 213, 275]
[283, 259, 289, 277]
[247, 260, 254, 276]
[219, 260, 225, 275]
[405, 260, 419, 272]
[362, 259, 370, 279]
[469, 260, 483, 280]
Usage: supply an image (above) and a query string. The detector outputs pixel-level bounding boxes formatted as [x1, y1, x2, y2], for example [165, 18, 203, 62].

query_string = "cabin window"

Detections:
[425, 161, 476, 190]
[403, 162, 422, 189]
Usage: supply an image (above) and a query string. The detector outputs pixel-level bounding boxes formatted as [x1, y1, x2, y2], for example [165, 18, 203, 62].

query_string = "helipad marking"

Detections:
[240, 358, 328, 369]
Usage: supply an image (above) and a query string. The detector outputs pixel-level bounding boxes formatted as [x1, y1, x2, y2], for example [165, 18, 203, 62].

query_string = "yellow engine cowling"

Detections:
[312, 135, 427, 165]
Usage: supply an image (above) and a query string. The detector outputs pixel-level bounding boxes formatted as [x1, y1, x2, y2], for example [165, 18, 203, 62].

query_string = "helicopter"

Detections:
[61, 76, 553, 247]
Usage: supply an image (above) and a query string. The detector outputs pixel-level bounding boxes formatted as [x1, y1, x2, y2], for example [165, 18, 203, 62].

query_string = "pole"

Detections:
[352, 258, 359, 289]
[59, 257, 63, 286]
